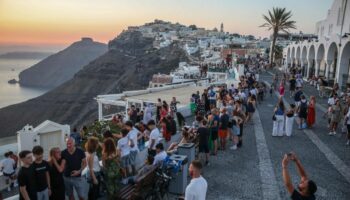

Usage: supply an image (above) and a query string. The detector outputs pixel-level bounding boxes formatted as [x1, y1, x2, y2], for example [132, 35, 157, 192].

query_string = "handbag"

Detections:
[272, 114, 276, 121]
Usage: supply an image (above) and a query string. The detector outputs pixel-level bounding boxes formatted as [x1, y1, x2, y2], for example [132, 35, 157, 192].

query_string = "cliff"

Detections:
[0, 31, 188, 138]
[18, 37, 107, 88]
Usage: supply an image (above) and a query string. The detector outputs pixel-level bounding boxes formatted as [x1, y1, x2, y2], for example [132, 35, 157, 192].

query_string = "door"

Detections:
[40, 131, 62, 159]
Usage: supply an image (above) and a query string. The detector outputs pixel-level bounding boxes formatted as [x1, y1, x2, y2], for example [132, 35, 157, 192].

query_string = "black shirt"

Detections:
[291, 189, 315, 200]
[61, 148, 86, 177]
[220, 114, 229, 129]
[18, 165, 37, 200]
[197, 127, 210, 145]
[32, 160, 50, 191]
[49, 159, 64, 189]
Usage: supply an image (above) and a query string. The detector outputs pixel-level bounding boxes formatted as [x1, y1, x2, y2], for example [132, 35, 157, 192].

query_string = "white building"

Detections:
[284, 0, 350, 88]
[17, 120, 70, 159]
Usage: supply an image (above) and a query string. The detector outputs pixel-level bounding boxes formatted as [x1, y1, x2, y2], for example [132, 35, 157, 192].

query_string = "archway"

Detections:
[308, 45, 316, 78]
[327, 42, 338, 81]
[296, 46, 301, 67]
[287, 48, 291, 68]
[316, 44, 325, 76]
[339, 41, 350, 87]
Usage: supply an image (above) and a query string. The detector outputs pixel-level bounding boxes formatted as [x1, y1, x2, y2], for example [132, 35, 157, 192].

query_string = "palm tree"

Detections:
[260, 7, 296, 67]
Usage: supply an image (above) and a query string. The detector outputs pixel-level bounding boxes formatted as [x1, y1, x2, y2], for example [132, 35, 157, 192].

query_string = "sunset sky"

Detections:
[0, 0, 333, 48]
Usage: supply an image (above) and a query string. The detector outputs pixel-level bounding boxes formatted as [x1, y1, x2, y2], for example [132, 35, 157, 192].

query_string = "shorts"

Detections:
[3, 172, 15, 178]
[120, 155, 130, 168]
[219, 129, 228, 138]
[209, 99, 216, 105]
[129, 150, 138, 166]
[199, 143, 209, 153]
[232, 126, 240, 136]
[64, 176, 86, 198]
[211, 130, 218, 141]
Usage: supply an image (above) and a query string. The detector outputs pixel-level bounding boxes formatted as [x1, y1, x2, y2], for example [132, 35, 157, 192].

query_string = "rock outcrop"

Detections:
[19, 37, 107, 88]
[0, 31, 188, 138]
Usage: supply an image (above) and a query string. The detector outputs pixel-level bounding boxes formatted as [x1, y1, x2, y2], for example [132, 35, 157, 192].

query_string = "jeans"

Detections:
[37, 188, 49, 200]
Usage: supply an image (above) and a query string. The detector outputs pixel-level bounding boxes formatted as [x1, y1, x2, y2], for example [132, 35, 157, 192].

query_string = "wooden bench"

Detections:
[118, 165, 157, 200]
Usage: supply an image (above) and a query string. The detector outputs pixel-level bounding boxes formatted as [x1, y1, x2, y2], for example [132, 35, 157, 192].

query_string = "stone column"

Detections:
[336, 59, 349, 89]
[325, 60, 332, 80]
[98, 101, 103, 121]
[315, 59, 321, 77]
[306, 60, 312, 78]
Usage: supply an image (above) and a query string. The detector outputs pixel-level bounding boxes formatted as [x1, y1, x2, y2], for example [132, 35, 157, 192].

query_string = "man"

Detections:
[208, 87, 216, 108]
[1, 152, 16, 191]
[209, 109, 219, 155]
[294, 87, 303, 107]
[170, 97, 180, 117]
[125, 121, 139, 176]
[282, 153, 317, 200]
[128, 105, 138, 125]
[32, 146, 51, 200]
[69, 127, 81, 147]
[117, 128, 131, 178]
[18, 150, 37, 200]
[197, 120, 210, 165]
[153, 143, 167, 167]
[185, 160, 207, 200]
[219, 108, 229, 150]
[289, 75, 296, 98]
[61, 138, 87, 200]
[147, 120, 160, 156]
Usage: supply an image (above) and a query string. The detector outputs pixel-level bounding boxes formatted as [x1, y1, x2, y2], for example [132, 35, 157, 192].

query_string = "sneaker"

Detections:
[7, 187, 11, 192]
[329, 132, 334, 135]
[205, 161, 210, 166]
[333, 132, 337, 135]
[230, 145, 237, 150]
[346, 140, 350, 146]
[13, 183, 18, 187]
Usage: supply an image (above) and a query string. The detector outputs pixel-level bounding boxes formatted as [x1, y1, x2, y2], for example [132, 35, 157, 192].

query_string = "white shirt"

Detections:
[128, 127, 139, 152]
[328, 97, 336, 106]
[346, 109, 350, 125]
[148, 128, 160, 150]
[117, 137, 130, 157]
[0, 158, 15, 174]
[153, 151, 167, 166]
[185, 176, 208, 200]
[85, 152, 101, 172]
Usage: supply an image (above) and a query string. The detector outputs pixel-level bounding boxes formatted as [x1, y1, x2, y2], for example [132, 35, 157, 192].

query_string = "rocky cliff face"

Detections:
[0, 31, 188, 138]
[19, 37, 107, 88]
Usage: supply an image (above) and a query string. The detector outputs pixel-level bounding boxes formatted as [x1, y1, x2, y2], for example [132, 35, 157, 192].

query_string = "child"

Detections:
[32, 145, 51, 200]
[117, 128, 131, 179]
[18, 150, 37, 200]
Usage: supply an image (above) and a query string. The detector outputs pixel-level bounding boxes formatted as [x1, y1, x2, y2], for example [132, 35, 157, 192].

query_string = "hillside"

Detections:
[0, 31, 188, 138]
[0, 52, 53, 59]
[18, 38, 107, 88]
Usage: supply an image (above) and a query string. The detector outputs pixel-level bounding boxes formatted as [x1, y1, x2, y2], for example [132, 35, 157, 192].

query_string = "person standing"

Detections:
[70, 128, 81, 147]
[344, 106, 350, 145]
[117, 129, 131, 179]
[289, 75, 296, 98]
[294, 87, 303, 107]
[197, 120, 210, 165]
[209, 108, 219, 155]
[61, 138, 87, 200]
[329, 99, 342, 135]
[272, 98, 285, 137]
[219, 108, 229, 150]
[32, 146, 51, 200]
[298, 95, 308, 130]
[185, 160, 207, 200]
[102, 138, 122, 200]
[285, 104, 296, 137]
[85, 137, 101, 200]
[156, 98, 162, 123]
[128, 105, 138, 125]
[125, 121, 139, 176]
[307, 96, 316, 128]
[18, 150, 37, 200]
[282, 153, 317, 200]
[279, 82, 285, 97]
[48, 147, 65, 200]
[170, 97, 180, 117]
[147, 120, 160, 156]
[1, 152, 16, 192]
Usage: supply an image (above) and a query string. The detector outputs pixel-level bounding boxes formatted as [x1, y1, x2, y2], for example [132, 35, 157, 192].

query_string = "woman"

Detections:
[298, 95, 308, 129]
[161, 118, 171, 142]
[160, 104, 168, 122]
[272, 98, 285, 137]
[102, 138, 122, 200]
[85, 137, 101, 200]
[307, 96, 316, 128]
[329, 99, 342, 135]
[285, 104, 296, 137]
[167, 129, 191, 154]
[245, 95, 256, 123]
[48, 147, 65, 200]
[279, 82, 285, 97]
[156, 98, 162, 123]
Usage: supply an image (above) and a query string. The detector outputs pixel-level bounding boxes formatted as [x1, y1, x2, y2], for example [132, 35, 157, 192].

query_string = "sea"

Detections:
[0, 58, 49, 108]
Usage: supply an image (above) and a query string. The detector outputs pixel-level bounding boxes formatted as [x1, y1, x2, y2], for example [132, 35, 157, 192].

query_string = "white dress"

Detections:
[285, 113, 294, 137]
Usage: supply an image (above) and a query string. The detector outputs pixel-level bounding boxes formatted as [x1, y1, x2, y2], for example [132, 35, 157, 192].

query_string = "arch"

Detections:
[339, 41, 350, 87]
[316, 44, 326, 76]
[307, 45, 316, 77]
[327, 42, 338, 80]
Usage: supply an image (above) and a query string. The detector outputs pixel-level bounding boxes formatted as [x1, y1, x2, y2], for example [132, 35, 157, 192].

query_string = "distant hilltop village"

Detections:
[108, 19, 269, 54]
